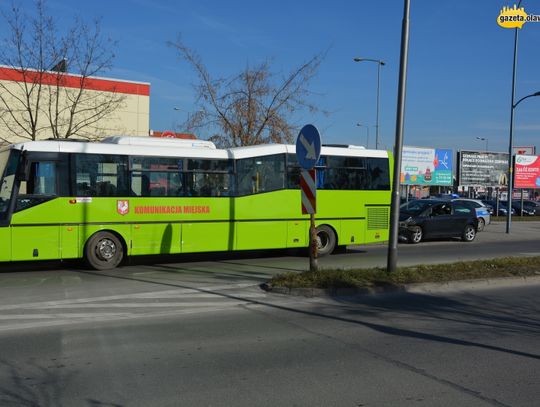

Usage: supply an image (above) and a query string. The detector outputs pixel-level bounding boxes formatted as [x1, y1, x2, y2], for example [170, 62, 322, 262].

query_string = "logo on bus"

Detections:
[117, 200, 129, 216]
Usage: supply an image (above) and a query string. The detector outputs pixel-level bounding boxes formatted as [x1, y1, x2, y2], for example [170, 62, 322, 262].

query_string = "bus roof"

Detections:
[9, 136, 389, 159]
[102, 136, 217, 149]
[10, 138, 230, 160]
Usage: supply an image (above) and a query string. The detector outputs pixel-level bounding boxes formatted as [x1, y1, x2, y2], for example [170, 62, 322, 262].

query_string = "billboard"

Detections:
[400, 147, 453, 186]
[514, 155, 540, 189]
[458, 151, 509, 186]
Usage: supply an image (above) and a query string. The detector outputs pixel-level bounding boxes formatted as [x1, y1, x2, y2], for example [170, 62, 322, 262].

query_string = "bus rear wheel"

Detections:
[316, 225, 336, 256]
[85, 231, 124, 270]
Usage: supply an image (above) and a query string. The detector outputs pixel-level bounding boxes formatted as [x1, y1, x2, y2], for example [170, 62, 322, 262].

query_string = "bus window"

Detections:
[286, 154, 300, 189]
[366, 157, 390, 190]
[318, 156, 366, 190]
[185, 172, 228, 197]
[287, 153, 389, 191]
[130, 156, 185, 197]
[31, 162, 57, 195]
[73, 154, 129, 197]
[186, 158, 232, 197]
[15, 153, 70, 212]
[286, 154, 328, 189]
[237, 154, 285, 195]
[187, 158, 229, 172]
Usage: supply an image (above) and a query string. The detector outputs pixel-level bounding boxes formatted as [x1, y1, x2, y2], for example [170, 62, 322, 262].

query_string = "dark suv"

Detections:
[399, 200, 478, 244]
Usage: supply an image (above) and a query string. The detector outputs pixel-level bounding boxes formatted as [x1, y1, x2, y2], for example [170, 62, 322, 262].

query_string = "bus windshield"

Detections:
[0, 149, 19, 221]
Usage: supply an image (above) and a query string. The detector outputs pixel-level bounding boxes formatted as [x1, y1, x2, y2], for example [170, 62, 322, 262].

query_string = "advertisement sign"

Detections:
[513, 146, 536, 156]
[514, 155, 540, 189]
[458, 151, 509, 186]
[400, 147, 453, 186]
[150, 130, 196, 139]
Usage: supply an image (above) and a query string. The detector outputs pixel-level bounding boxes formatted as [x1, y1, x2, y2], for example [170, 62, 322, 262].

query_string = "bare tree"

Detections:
[170, 37, 327, 147]
[0, 0, 126, 144]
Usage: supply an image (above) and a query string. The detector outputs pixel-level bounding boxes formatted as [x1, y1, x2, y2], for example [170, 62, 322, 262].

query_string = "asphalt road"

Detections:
[0, 279, 539, 407]
[0, 221, 538, 406]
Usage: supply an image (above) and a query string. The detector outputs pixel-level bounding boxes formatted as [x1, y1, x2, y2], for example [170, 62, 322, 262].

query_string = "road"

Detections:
[0, 221, 538, 406]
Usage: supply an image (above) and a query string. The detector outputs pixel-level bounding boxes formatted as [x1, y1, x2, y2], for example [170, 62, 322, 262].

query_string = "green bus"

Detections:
[0, 136, 392, 270]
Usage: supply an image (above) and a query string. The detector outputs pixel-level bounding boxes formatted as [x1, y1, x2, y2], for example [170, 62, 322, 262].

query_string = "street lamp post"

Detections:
[356, 123, 371, 148]
[475, 136, 488, 151]
[353, 58, 385, 149]
[506, 90, 540, 231]
[506, 0, 523, 234]
[387, 0, 411, 274]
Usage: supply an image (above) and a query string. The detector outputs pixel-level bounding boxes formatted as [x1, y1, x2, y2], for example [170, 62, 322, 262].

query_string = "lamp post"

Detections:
[506, 0, 523, 234]
[506, 90, 540, 231]
[475, 136, 488, 151]
[353, 57, 385, 149]
[387, 0, 410, 274]
[356, 123, 372, 148]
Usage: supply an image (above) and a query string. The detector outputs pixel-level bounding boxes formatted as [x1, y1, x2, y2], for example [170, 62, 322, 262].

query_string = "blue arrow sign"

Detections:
[296, 124, 321, 170]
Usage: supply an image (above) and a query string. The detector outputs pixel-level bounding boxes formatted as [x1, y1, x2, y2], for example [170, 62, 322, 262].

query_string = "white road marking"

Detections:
[0, 278, 277, 333]
[0, 313, 132, 320]
[0, 283, 260, 311]
[27, 301, 263, 309]
[0, 304, 252, 332]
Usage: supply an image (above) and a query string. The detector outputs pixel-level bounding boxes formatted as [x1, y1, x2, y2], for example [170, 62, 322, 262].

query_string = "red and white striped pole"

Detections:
[300, 169, 318, 271]
[300, 169, 316, 215]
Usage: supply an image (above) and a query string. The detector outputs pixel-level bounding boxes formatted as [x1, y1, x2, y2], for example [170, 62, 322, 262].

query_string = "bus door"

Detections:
[11, 152, 72, 261]
[0, 148, 20, 262]
[0, 224, 10, 262]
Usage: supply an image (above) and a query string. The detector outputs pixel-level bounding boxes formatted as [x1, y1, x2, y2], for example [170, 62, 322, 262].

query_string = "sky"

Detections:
[2, 0, 540, 153]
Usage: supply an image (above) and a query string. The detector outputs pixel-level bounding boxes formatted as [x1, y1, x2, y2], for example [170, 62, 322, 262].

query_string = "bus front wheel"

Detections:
[85, 231, 124, 270]
[316, 225, 336, 256]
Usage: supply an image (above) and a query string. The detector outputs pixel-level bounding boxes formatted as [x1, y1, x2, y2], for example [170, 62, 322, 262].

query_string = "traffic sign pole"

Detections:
[296, 125, 321, 273]
[301, 169, 318, 271]
[309, 214, 318, 272]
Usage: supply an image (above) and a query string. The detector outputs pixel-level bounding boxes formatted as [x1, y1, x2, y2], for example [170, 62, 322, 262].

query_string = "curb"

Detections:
[260, 275, 540, 298]
[406, 275, 540, 294]
[260, 282, 405, 298]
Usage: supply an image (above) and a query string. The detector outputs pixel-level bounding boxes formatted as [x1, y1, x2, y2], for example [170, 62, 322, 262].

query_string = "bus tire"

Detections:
[85, 231, 124, 270]
[316, 225, 336, 257]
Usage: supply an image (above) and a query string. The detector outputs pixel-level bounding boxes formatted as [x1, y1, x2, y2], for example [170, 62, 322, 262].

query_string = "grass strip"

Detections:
[491, 216, 540, 222]
[269, 256, 540, 290]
